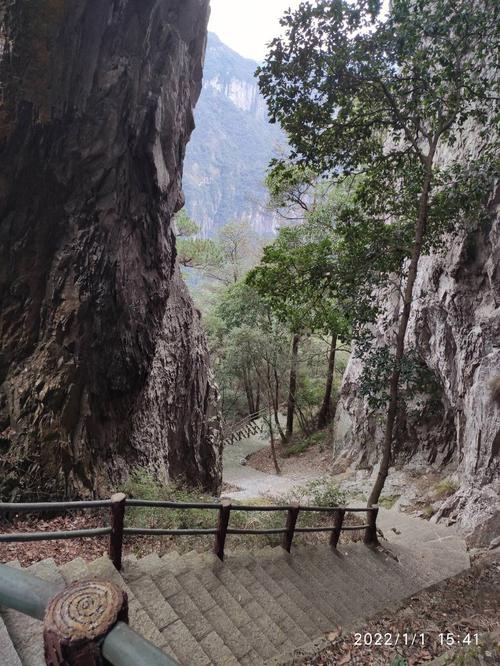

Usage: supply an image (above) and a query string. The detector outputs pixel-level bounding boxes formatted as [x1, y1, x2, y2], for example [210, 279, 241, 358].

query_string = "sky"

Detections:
[208, 0, 303, 62]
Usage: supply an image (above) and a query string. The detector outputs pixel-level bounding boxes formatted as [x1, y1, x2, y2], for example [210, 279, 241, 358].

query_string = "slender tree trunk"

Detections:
[273, 367, 287, 443]
[368, 153, 435, 507]
[317, 333, 337, 429]
[267, 394, 281, 475]
[286, 333, 300, 440]
[255, 382, 260, 415]
[243, 372, 255, 416]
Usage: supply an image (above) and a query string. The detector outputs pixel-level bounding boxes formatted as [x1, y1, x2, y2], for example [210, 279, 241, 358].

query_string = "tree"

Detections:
[258, 0, 498, 505]
[210, 281, 290, 443]
[248, 224, 350, 437]
[176, 216, 263, 287]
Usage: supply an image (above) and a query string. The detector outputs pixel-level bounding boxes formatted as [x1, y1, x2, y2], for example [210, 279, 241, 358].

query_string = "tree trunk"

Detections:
[286, 333, 300, 440]
[243, 369, 255, 416]
[368, 153, 435, 507]
[273, 367, 287, 443]
[317, 333, 337, 429]
[267, 395, 281, 475]
[0, 0, 221, 499]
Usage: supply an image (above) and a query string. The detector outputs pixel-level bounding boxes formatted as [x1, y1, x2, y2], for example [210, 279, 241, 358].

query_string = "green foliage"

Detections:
[121, 469, 355, 550]
[357, 344, 442, 413]
[283, 430, 327, 457]
[378, 495, 400, 509]
[434, 478, 459, 499]
[247, 214, 354, 349]
[285, 477, 347, 508]
[257, 0, 498, 338]
[174, 209, 200, 238]
[389, 657, 409, 666]
[259, 0, 498, 174]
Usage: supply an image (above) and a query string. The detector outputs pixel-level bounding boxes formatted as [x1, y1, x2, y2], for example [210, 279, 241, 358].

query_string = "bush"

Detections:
[378, 495, 399, 509]
[434, 478, 459, 499]
[121, 469, 362, 555]
[285, 476, 346, 507]
[282, 429, 327, 457]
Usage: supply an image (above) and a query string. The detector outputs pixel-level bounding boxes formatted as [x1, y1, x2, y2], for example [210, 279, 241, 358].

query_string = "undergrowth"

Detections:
[281, 430, 327, 458]
[434, 478, 459, 498]
[121, 470, 363, 557]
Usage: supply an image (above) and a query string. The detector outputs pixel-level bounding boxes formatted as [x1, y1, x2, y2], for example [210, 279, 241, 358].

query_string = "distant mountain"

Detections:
[183, 33, 286, 237]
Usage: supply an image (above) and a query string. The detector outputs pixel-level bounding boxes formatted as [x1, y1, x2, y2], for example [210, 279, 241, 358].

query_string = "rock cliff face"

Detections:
[334, 178, 499, 540]
[183, 33, 285, 237]
[0, 0, 221, 499]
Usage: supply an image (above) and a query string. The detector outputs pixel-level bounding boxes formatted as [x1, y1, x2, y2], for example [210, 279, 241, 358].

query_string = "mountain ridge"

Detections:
[183, 32, 285, 237]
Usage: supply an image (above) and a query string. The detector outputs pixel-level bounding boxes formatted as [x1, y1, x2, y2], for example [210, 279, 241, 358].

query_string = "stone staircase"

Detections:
[0, 535, 469, 666]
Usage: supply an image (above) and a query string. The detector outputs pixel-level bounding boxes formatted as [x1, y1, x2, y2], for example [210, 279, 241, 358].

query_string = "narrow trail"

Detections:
[222, 431, 469, 564]
[222, 431, 323, 501]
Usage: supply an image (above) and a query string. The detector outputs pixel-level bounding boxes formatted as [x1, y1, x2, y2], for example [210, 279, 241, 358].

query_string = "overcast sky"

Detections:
[208, 0, 303, 62]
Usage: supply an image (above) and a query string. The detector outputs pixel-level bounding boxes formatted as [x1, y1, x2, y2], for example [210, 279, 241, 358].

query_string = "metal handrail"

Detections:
[0, 563, 178, 666]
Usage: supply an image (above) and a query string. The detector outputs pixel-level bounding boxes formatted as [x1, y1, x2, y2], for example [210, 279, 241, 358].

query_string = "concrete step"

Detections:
[244, 551, 331, 641]
[0, 529, 471, 666]
[0, 615, 22, 666]
[86, 556, 167, 651]
[175, 560, 279, 660]
[222, 555, 301, 651]
[142, 555, 244, 665]
[0, 559, 64, 666]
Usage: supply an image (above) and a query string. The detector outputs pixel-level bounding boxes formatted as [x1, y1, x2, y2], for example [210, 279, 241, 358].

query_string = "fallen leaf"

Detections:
[326, 626, 342, 642]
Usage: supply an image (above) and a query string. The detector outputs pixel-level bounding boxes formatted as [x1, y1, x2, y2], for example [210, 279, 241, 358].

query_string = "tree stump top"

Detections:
[44, 579, 127, 643]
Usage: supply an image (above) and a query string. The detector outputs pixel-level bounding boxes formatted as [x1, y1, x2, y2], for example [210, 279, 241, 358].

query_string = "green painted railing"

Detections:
[0, 563, 178, 665]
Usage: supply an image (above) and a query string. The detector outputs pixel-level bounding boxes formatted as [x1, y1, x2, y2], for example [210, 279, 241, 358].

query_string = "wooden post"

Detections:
[214, 500, 231, 561]
[44, 580, 128, 666]
[109, 492, 126, 571]
[330, 508, 345, 549]
[364, 506, 379, 547]
[282, 504, 300, 553]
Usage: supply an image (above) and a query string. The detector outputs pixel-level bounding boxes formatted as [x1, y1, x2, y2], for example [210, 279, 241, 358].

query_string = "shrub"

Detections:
[434, 478, 459, 499]
[282, 429, 327, 457]
[285, 476, 346, 507]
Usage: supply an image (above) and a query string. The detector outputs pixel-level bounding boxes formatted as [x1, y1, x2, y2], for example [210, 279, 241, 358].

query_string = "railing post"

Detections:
[214, 499, 231, 561]
[109, 492, 126, 571]
[282, 503, 300, 553]
[44, 580, 128, 665]
[364, 506, 379, 547]
[330, 508, 345, 549]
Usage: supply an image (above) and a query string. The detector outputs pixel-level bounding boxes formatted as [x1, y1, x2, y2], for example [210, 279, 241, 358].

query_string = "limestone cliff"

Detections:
[183, 33, 286, 237]
[334, 179, 499, 540]
[0, 0, 222, 499]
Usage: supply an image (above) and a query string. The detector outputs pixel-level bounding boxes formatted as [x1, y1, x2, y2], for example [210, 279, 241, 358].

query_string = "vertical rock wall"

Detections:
[334, 173, 499, 539]
[0, 0, 222, 499]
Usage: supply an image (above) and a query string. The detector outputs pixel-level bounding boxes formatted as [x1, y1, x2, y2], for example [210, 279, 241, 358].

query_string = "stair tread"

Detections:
[243, 554, 327, 641]
[0, 534, 470, 666]
[86, 556, 166, 650]
[179, 562, 279, 660]
[142, 558, 258, 663]
[0, 559, 64, 666]
[0, 615, 22, 666]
